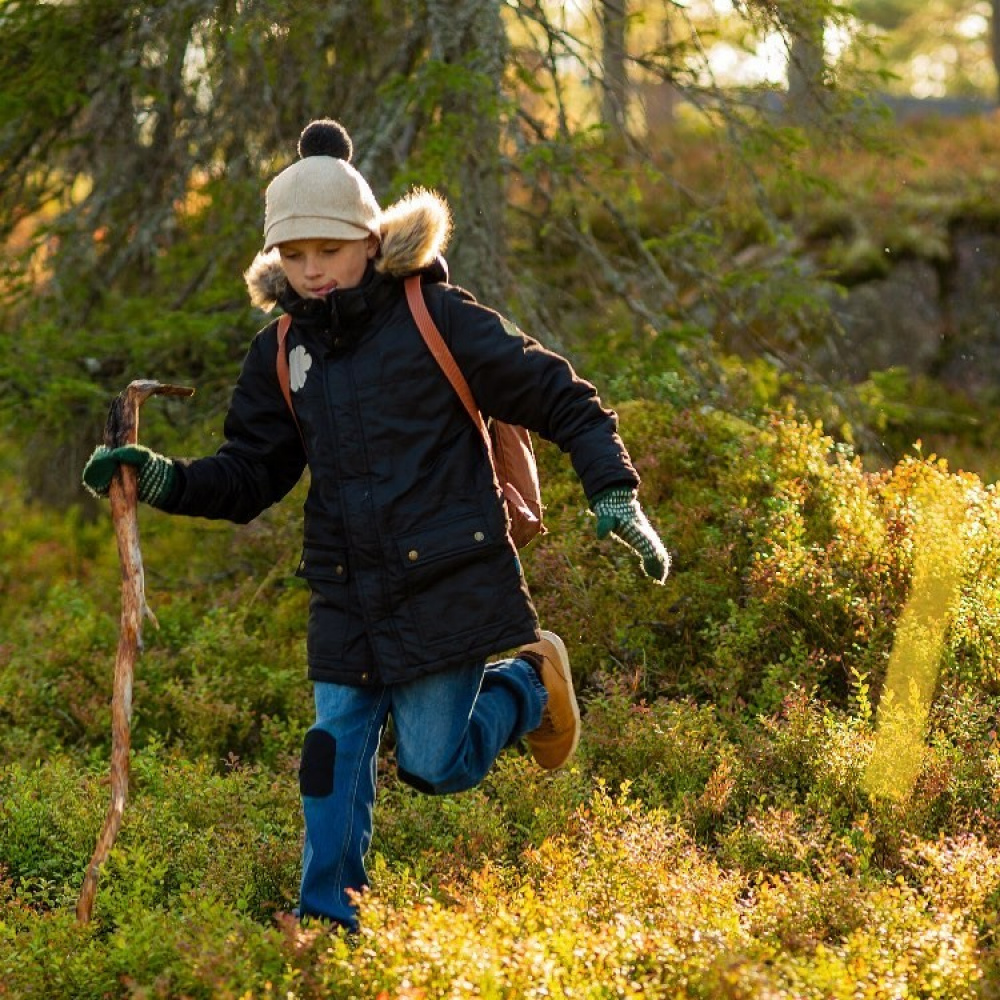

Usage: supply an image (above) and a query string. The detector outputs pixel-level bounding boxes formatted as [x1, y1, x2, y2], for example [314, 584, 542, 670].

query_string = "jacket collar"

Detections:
[279, 261, 390, 336]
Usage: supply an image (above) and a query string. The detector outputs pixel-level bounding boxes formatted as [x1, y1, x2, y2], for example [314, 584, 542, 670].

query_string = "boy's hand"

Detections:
[82, 444, 176, 508]
[590, 487, 669, 584]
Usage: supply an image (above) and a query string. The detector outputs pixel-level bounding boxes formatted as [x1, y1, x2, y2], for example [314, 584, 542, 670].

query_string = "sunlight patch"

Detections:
[864, 479, 967, 801]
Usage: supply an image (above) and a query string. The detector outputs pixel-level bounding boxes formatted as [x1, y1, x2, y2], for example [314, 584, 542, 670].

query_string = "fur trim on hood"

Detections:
[244, 187, 452, 312]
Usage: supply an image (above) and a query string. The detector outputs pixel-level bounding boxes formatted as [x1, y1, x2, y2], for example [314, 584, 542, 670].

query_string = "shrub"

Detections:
[9, 341, 1000, 997]
[530, 398, 1000, 718]
[581, 675, 737, 817]
[0, 745, 302, 927]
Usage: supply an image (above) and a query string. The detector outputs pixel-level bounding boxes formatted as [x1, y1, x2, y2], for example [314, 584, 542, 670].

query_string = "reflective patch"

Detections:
[290, 344, 313, 392]
[299, 729, 336, 797]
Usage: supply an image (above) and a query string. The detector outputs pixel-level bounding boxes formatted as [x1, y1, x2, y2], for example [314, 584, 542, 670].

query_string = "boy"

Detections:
[83, 119, 669, 930]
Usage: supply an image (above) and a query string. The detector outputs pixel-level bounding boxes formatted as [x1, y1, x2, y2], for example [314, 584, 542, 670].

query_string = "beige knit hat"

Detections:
[263, 120, 381, 250]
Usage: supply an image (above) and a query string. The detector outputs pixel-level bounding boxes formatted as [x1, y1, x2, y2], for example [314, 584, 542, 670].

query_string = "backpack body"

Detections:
[486, 419, 544, 548]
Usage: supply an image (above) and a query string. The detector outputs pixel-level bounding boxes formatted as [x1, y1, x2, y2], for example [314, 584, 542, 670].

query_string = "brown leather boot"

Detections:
[521, 630, 580, 769]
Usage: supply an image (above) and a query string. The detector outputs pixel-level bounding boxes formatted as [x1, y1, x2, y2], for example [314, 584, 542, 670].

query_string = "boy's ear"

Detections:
[366, 234, 380, 259]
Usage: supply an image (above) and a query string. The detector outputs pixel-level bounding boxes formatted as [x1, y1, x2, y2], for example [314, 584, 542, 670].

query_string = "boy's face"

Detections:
[277, 235, 378, 298]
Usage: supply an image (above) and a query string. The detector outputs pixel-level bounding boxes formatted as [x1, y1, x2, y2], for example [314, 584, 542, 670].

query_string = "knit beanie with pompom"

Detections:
[262, 119, 381, 250]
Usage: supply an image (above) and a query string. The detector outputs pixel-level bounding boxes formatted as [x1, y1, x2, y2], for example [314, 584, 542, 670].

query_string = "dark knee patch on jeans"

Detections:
[299, 729, 337, 797]
[397, 764, 438, 795]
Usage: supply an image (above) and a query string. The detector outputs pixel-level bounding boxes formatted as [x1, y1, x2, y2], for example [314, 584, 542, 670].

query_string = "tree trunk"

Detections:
[601, 0, 630, 142]
[784, 5, 827, 127]
[425, 0, 508, 305]
[993, 0, 1000, 104]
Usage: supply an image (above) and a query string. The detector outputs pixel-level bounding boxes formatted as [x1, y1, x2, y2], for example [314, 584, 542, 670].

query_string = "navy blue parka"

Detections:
[162, 192, 639, 686]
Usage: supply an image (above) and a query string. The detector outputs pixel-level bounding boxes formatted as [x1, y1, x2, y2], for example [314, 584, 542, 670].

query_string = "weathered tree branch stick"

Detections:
[76, 379, 194, 924]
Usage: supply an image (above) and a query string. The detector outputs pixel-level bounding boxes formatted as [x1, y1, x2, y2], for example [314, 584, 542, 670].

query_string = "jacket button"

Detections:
[474, 531, 485, 542]
[408, 549, 419, 561]
[298, 560, 305, 571]
[335, 565, 344, 575]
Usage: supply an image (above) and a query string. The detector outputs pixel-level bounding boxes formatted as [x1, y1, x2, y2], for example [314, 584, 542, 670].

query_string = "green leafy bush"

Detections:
[526, 396, 1000, 721]
[8, 321, 1000, 995]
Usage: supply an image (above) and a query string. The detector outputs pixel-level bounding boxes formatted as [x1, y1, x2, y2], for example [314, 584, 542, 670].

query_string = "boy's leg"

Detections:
[392, 657, 546, 795]
[298, 681, 390, 929]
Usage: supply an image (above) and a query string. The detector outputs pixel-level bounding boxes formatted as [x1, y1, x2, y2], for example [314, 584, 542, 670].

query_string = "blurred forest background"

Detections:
[4, 0, 1000, 503]
[8, 1, 1000, 997]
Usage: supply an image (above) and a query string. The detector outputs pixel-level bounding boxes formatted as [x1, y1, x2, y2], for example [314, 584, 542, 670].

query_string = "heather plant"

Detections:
[0, 469, 311, 765]
[6, 754, 1000, 999]
[581, 678, 736, 814]
[568, 399, 1000, 718]
[9, 361, 1000, 995]
[1, 695, 999, 996]
[1, 748, 306, 939]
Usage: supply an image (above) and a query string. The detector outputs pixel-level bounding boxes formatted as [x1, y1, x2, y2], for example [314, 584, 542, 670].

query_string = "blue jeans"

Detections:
[298, 656, 546, 928]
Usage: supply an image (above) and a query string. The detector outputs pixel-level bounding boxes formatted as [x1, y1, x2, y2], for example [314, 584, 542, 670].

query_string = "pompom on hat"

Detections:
[262, 119, 381, 250]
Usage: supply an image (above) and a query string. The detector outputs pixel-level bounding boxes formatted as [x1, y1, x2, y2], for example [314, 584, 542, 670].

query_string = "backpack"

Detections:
[274, 276, 545, 549]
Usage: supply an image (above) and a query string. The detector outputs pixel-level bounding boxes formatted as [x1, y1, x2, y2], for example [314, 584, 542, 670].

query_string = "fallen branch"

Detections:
[76, 379, 194, 924]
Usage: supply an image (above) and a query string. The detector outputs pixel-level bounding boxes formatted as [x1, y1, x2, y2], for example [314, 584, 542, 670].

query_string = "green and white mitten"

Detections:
[590, 486, 669, 584]
[82, 444, 177, 508]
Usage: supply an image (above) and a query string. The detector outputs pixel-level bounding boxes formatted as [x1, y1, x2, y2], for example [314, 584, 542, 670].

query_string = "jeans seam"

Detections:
[330, 686, 388, 901]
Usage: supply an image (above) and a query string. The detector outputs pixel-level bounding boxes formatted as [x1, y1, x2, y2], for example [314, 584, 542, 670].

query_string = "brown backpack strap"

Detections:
[404, 275, 491, 452]
[275, 314, 304, 445]
[404, 275, 544, 547]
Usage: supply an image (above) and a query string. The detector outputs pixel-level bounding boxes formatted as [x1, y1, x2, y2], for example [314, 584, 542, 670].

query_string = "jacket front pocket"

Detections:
[296, 545, 349, 598]
[397, 514, 494, 580]
[397, 514, 505, 646]
[297, 546, 352, 667]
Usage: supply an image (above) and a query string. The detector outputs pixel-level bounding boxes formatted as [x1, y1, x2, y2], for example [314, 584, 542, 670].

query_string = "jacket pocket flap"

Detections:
[398, 514, 493, 569]
[296, 545, 349, 582]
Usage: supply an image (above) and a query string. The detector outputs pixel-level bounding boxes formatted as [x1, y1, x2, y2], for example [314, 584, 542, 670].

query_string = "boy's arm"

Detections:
[83, 327, 306, 524]
[433, 287, 637, 497]
[166, 329, 306, 522]
[433, 287, 668, 583]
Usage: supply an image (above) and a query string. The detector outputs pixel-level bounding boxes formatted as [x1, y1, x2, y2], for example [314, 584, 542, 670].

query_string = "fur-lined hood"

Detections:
[244, 188, 452, 312]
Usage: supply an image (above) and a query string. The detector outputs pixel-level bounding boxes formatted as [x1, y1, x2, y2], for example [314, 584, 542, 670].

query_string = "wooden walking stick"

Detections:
[76, 379, 194, 924]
